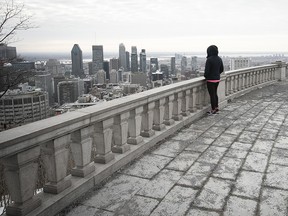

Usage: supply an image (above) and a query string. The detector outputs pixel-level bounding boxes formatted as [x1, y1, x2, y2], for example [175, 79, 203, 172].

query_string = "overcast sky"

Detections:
[14, 0, 288, 55]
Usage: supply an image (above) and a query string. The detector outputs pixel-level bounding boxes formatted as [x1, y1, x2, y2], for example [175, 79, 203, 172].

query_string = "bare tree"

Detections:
[0, 0, 37, 99]
[0, 0, 36, 44]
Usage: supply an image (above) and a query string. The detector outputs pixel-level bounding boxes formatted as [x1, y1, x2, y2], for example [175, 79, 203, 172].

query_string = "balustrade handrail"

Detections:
[225, 64, 278, 76]
[0, 77, 204, 159]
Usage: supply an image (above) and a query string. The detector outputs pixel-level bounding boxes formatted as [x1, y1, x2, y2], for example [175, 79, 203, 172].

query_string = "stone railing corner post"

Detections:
[274, 61, 286, 81]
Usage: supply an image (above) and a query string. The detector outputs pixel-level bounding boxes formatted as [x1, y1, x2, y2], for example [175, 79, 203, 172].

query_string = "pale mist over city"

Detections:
[14, 0, 288, 55]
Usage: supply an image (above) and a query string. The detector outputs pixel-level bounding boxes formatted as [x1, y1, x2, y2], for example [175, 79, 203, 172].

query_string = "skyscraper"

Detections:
[126, 51, 130, 71]
[71, 44, 84, 77]
[170, 57, 176, 75]
[191, 56, 198, 73]
[35, 73, 53, 105]
[109, 58, 119, 72]
[150, 58, 159, 73]
[139, 49, 146, 73]
[131, 46, 138, 73]
[181, 56, 187, 74]
[119, 43, 127, 71]
[92, 45, 104, 74]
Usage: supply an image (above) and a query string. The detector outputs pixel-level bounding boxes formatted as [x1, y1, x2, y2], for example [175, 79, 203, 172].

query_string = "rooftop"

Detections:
[61, 81, 288, 216]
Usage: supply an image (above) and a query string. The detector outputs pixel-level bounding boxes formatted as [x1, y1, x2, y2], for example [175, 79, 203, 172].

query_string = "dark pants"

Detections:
[207, 82, 219, 110]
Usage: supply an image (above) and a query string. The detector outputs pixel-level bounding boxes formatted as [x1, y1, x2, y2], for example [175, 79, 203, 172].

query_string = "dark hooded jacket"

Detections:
[204, 45, 224, 80]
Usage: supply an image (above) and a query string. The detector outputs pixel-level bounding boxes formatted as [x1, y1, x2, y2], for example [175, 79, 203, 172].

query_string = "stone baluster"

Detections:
[248, 72, 252, 87]
[42, 135, 72, 194]
[264, 69, 268, 82]
[112, 112, 130, 153]
[70, 127, 95, 177]
[225, 77, 230, 96]
[203, 85, 210, 106]
[181, 90, 190, 116]
[2, 146, 41, 216]
[172, 92, 183, 121]
[240, 73, 245, 90]
[234, 75, 238, 92]
[196, 86, 204, 109]
[229, 76, 234, 94]
[252, 71, 256, 86]
[94, 118, 115, 164]
[163, 95, 175, 125]
[258, 70, 261, 84]
[153, 98, 166, 131]
[127, 107, 144, 145]
[243, 73, 248, 88]
[189, 87, 197, 112]
[141, 102, 155, 137]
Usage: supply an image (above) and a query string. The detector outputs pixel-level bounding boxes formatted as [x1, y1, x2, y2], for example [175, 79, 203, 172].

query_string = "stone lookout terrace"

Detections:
[0, 62, 287, 216]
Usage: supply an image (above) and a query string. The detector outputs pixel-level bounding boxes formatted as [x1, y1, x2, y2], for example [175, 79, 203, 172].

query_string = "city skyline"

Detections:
[11, 0, 288, 54]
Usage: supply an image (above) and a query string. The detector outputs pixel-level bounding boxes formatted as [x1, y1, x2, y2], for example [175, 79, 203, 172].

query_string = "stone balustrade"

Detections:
[0, 62, 286, 216]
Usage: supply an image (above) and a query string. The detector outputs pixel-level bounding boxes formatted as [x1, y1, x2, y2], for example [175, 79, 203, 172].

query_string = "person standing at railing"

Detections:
[204, 45, 224, 114]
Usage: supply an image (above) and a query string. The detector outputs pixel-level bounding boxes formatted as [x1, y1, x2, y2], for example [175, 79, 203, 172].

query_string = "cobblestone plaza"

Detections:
[63, 81, 288, 215]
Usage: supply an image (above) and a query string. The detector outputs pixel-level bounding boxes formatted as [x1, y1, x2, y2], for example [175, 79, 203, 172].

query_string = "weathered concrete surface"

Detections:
[61, 81, 288, 216]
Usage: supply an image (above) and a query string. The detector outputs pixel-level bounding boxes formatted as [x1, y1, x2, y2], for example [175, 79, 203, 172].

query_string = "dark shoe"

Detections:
[215, 107, 219, 113]
[207, 110, 217, 115]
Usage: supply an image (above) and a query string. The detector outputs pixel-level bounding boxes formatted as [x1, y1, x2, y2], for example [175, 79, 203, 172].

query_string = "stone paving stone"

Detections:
[278, 125, 288, 136]
[264, 164, 288, 190]
[223, 196, 257, 216]
[225, 124, 246, 136]
[245, 123, 264, 133]
[230, 142, 252, 151]
[151, 140, 187, 157]
[270, 154, 288, 166]
[225, 148, 249, 159]
[274, 136, 288, 149]
[197, 146, 227, 164]
[201, 126, 226, 139]
[258, 128, 278, 140]
[222, 104, 242, 111]
[150, 186, 198, 216]
[193, 177, 232, 211]
[212, 157, 243, 180]
[237, 131, 258, 144]
[137, 169, 182, 199]
[251, 139, 274, 155]
[188, 119, 215, 131]
[121, 154, 172, 179]
[212, 133, 237, 148]
[185, 137, 213, 153]
[166, 151, 200, 171]
[186, 208, 220, 216]
[272, 147, 288, 157]
[213, 118, 235, 128]
[242, 152, 269, 172]
[263, 120, 283, 130]
[225, 112, 242, 120]
[178, 162, 215, 188]
[232, 171, 263, 199]
[83, 174, 149, 212]
[172, 130, 202, 142]
[233, 117, 253, 126]
[114, 195, 159, 216]
[259, 188, 288, 216]
[66, 205, 113, 216]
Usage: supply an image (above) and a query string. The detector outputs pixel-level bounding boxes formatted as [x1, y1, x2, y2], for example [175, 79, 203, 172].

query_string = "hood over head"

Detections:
[207, 45, 219, 58]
